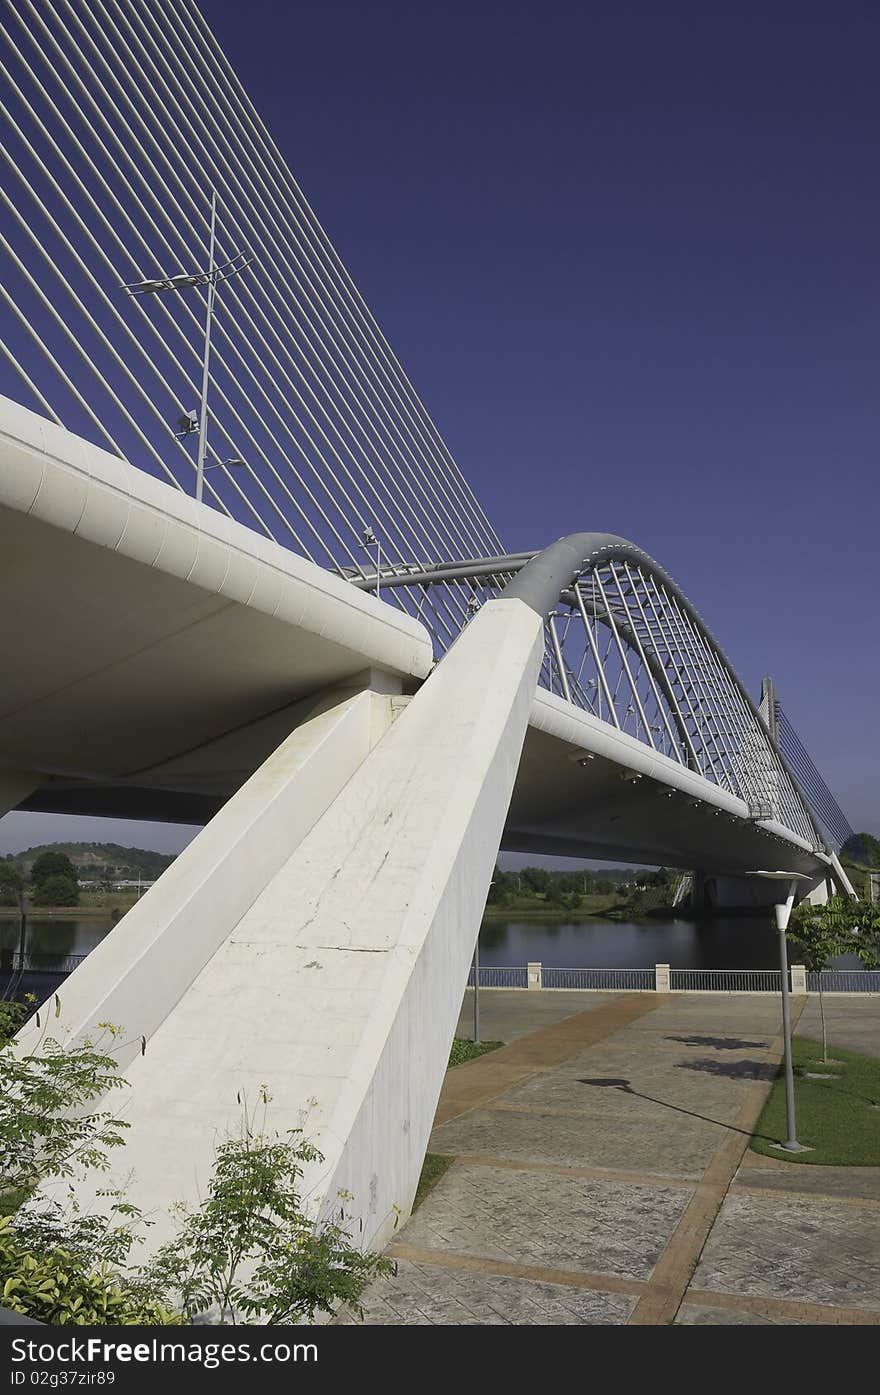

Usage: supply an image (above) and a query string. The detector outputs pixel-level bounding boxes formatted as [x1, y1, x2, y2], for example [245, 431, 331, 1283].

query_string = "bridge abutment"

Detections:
[19, 598, 544, 1257]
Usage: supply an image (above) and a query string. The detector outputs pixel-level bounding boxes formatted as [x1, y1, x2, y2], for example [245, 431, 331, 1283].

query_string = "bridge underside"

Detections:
[1, 398, 826, 880]
[14, 725, 824, 880]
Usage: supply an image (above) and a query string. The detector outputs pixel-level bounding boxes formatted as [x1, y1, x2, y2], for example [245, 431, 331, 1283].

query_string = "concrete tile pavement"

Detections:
[338, 991, 880, 1325]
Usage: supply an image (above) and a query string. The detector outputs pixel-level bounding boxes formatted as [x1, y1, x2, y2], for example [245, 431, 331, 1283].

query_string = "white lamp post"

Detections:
[753, 870, 812, 1153]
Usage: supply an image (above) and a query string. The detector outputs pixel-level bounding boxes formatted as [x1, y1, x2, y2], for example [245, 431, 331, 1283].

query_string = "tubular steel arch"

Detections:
[505, 534, 821, 848]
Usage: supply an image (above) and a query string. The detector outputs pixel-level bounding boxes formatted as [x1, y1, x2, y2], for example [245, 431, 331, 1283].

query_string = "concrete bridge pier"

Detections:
[17, 595, 545, 1255]
[691, 869, 836, 913]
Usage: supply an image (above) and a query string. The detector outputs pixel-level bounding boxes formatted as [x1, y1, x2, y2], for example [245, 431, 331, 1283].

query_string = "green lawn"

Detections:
[411, 1038, 505, 1214]
[447, 1036, 503, 1068]
[412, 1153, 454, 1212]
[751, 1036, 880, 1165]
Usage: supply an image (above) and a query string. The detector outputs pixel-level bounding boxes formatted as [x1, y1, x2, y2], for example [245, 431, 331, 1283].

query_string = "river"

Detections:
[3, 910, 789, 972]
[480, 912, 793, 970]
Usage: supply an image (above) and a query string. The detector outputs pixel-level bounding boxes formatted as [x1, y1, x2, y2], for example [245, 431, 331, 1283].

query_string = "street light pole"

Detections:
[195, 190, 217, 506]
[121, 190, 252, 503]
[773, 877, 810, 1153]
[473, 932, 481, 1044]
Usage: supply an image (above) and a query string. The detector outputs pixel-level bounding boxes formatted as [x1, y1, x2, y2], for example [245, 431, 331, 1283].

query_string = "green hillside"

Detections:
[4, 842, 177, 882]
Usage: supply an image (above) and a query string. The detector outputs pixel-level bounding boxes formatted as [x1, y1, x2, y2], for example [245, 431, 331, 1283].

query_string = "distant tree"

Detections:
[32, 874, 79, 907]
[788, 896, 880, 1061]
[486, 868, 513, 906]
[594, 879, 613, 896]
[31, 851, 78, 889]
[842, 833, 880, 868]
[545, 880, 566, 907]
[521, 867, 550, 895]
[0, 863, 24, 908]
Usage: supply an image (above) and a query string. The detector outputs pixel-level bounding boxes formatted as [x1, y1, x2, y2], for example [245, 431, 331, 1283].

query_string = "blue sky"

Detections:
[2, 0, 876, 853]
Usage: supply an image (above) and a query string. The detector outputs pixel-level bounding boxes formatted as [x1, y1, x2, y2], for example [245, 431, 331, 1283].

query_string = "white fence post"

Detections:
[527, 961, 543, 989]
[790, 963, 807, 994]
[655, 963, 670, 993]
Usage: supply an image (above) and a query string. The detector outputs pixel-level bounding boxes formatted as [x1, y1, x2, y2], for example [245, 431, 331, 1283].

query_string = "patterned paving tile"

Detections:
[675, 1301, 812, 1326]
[336, 1259, 636, 1325]
[399, 1162, 691, 1280]
[430, 1102, 720, 1177]
[690, 1192, 880, 1312]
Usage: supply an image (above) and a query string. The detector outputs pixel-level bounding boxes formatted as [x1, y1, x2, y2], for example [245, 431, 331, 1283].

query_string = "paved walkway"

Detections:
[338, 992, 880, 1325]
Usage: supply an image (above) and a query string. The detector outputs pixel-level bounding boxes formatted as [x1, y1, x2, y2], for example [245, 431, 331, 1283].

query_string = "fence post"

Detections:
[527, 961, 543, 990]
[790, 963, 807, 994]
[655, 963, 670, 993]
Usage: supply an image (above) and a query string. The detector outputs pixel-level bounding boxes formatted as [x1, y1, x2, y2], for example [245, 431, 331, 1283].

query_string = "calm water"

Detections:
[1, 911, 855, 974]
[0, 916, 110, 963]
[479, 913, 788, 970]
[2, 911, 780, 971]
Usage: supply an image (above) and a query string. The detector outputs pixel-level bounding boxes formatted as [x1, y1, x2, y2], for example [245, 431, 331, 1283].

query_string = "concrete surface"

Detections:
[47, 595, 544, 1255]
[456, 988, 615, 1043]
[339, 991, 880, 1325]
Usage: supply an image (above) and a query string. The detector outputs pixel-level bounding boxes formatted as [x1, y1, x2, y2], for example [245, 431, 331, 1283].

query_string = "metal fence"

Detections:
[6, 952, 87, 975]
[806, 970, 880, 994]
[465, 966, 528, 989]
[669, 968, 783, 993]
[542, 966, 656, 991]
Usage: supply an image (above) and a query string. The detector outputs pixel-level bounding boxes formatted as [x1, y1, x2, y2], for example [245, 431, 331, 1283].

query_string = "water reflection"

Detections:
[0, 916, 112, 964]
[0, 912, 859, 975]
[479, 913, 782, 970]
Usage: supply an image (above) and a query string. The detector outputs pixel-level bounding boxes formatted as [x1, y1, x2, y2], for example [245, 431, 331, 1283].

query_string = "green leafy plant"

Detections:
[144, 1089, 394, 1325]
[2, 1013, 393, 1326]
[0, 996, 35, 1049]
[789, 896, 880, 1061]
[0, 1013, 133, 1197]
[0, 1215, 177, 1325]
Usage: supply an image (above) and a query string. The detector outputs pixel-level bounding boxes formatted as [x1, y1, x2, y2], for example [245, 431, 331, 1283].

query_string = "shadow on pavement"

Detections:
[666, 1035, 769, 1051]
[577, 1075, 779, 1142]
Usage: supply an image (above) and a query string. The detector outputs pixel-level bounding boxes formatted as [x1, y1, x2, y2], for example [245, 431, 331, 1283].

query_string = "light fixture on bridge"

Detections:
[204, 456, 246, 473]
[120, 189, 255, 506]
[621, 772, 642, 784]
[360, 526, 382, 599]
[577, 754, 594, 766]
[175, 409, 199, 438]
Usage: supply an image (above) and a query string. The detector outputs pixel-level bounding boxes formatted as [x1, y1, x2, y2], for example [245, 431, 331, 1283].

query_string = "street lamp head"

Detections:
[122, 272, 207, 295]
[175, 409, 199, 436]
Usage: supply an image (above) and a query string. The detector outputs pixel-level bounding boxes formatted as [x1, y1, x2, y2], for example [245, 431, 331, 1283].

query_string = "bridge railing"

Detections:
[541, 966, 656, 991]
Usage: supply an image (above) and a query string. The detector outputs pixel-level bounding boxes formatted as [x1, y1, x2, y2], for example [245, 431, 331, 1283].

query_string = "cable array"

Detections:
[0, 0, 504, 650]
[775, 705, 854, 851]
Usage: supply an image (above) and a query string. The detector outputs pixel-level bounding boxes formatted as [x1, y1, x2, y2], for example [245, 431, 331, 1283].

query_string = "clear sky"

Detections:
[2, 0, 876, 854]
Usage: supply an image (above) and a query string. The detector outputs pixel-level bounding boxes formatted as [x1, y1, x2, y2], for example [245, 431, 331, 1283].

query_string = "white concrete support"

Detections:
[37, 597, 543, 1254]
[527, 961, 543, 989]
[829, 851, 858, 899]
[655, 963, 670, 993]
[0, 767, 40, 819]
[16, 689, 387, 1075]
[790, 964, 807, 994]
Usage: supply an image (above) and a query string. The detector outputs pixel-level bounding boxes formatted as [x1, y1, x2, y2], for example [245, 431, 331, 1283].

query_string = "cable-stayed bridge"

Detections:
[1, 1, 856, 1254]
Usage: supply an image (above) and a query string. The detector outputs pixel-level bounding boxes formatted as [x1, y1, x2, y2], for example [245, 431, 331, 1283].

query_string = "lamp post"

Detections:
[754, 870, 811, 1153]
[121, 190, 253, 504]
[473, 931, 481, 1044]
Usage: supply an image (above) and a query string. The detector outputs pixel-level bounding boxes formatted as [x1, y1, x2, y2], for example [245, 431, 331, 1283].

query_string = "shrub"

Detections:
[0, 1216, 178, 1325]
[32, 875, 79, 907]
